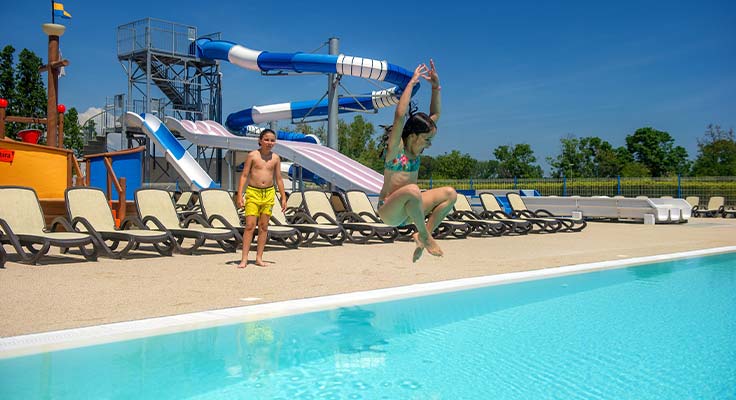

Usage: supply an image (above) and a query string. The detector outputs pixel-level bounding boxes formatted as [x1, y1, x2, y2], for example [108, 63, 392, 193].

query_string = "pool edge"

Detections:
[2, 245, 735, 359]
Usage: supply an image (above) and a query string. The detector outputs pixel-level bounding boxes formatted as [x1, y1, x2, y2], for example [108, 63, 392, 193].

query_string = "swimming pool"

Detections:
[1, 250, 735, 399]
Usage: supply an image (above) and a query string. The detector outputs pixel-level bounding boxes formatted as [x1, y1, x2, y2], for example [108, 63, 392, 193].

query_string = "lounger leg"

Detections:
[0, 243, 6, 268]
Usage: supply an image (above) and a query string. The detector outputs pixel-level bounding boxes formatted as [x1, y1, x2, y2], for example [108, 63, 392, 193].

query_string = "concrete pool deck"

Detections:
[2, 218, 735, 338]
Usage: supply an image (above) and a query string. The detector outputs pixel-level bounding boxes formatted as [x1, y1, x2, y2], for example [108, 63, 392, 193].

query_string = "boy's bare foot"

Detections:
[237, 261, 248, 269]
[255, 259, 267, 267]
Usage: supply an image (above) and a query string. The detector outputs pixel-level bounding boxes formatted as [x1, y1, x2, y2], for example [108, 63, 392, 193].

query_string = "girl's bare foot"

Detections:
[412, 233, 424, 262]
[421, 234, 443, 257]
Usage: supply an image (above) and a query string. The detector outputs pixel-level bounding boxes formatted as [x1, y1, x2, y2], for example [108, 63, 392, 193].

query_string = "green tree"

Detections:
[473, 159, 499, 179]
[493, 143, 543, 178]
[625, 127, 690, 177]
[431, 150, 478, 179]
[0, 45, 14, 101]
[63, 107, 84, 156]
[548, 135, 625, 178]
[291, 121, 327, 144]
[417, 154, 435, 179]
[0, 45, 17, 138]
[11, 49, 47, 140]
[338, 115, 375, 159]
[691, 124, 736, 176]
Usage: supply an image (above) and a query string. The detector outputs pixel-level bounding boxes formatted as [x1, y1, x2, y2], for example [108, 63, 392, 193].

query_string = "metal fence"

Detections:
[117, 18, 207, 57]
[418, 176, 736, 206]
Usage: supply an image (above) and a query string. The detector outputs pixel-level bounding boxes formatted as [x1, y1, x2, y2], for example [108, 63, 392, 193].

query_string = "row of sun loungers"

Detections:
[1, 186, 589, 267]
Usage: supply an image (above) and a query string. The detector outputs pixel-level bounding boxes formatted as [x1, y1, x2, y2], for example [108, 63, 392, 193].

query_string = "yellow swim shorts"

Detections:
[244, 186, 275, 217]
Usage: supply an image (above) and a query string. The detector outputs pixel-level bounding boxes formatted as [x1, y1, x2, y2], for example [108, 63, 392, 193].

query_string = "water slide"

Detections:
[164, 117, 384, 194]
[125, 112, 218, 190]
[194, 38, 417, 133]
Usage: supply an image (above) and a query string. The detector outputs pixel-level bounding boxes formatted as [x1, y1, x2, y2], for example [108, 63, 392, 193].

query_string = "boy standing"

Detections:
[236, 129, 288, 268]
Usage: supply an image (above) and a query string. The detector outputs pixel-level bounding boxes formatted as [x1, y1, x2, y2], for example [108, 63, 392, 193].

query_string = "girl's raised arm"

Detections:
[386, 64, 429, 153]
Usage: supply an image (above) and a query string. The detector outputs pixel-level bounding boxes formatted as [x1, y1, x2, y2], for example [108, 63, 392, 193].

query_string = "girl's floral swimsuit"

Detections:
[377, 148, 421, 210]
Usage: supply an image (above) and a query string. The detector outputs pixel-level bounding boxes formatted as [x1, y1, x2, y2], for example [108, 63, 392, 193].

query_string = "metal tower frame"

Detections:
[116, 17, 223, 186]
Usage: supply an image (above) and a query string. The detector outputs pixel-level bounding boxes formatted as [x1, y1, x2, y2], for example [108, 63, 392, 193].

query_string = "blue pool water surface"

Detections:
[1, 253, 735, 399]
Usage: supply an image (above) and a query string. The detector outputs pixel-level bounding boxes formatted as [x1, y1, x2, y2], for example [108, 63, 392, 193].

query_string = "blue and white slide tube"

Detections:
[195, 38, 418, 134]
[124, 112, 218, 190]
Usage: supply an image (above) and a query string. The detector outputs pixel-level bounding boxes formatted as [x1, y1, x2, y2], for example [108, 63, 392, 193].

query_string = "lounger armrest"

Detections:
[311, 212, 340, 225]
[70, 216, 99, 234]
[338, 211, 364, 223]
[513, 210, 536, 218]
[290, 211, 317, 224]
[357, 211, 382, 223]
[479, 210, 509, 219]
[181, 213, 212, 228]
[141, 215, 169, 231]
[207, 214, 237, 230]
[120, 216, 145, 230]
[532, 208, 555, 218]
[49, 216, 75, 233]
[0, 218, 16, 238]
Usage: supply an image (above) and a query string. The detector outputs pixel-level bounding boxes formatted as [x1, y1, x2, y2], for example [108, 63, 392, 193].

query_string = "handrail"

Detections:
[103, 156, 127, 223]
[71, 156, 86, 186]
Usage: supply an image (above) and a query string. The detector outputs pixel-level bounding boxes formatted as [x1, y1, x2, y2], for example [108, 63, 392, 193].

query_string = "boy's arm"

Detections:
[236, 153, 254, 208]
[273, 154, 287, 210]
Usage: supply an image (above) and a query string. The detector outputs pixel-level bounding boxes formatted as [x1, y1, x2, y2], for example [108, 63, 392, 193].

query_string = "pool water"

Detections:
[1, 253, 735, 399]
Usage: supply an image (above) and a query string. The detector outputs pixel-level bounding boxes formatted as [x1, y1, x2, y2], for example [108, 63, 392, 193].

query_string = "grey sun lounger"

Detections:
[278, 192, 346, 246]
[135, 188, 238, 254]
[344, 190, 417, 240]
[507, 193, 587, 232]
[301, 190, 398, 244]
[692, 196, 724, 218]
[0, 186, 97, 266]
[199, 188, 302, 249]
[65, 187, 175, 259]
[453, 194, 529, 235]
[479, 193, 562, 233]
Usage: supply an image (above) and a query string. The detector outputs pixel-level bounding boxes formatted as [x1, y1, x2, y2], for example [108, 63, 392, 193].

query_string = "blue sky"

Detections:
[3, 1, 735, 173]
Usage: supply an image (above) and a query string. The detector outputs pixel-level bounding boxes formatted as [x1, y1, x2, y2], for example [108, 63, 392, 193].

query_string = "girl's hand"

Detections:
[410, 63, 430, 85]
[426, 59, 440, 87]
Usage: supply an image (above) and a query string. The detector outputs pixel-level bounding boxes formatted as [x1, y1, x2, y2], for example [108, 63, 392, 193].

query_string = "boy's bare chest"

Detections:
[252, 154, 276, 169]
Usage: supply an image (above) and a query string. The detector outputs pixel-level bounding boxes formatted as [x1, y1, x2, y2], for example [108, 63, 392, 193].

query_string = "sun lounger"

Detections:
[65, 187, 175, 258]
[692, 196, 724, 217]
[478, 193, 562, 233]
[0, 186, 97, 266]
[685, 196, 699, 213]
[723, 206, 736, 218]
[446, 195, 507, 236]
[519, 195, 685, 224]
[301, 190, 398, 244]
[199, 188, 302, 249]
[507, 193, 587, 232]
[135, 188, 238, 254]
[344, 190, 417, 239]
[453, 194, 529, 235]
[276, 192, 345, 246]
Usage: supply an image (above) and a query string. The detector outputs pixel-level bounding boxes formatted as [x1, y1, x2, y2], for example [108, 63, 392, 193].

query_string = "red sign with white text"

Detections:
[0, 149, 15, 163]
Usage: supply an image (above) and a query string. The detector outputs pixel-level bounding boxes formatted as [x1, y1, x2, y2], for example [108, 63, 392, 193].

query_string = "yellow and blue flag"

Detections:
[53, 2, 72, 20]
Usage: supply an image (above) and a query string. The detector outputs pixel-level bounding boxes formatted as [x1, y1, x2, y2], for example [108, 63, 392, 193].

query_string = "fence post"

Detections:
[513, 176, 517, 190]
[429, 176, 433, 189]
[469, 178, 474, 191]
[677, 174, 681, 198]
[617, 175, 621, 195]
[563, 176, 567, 196]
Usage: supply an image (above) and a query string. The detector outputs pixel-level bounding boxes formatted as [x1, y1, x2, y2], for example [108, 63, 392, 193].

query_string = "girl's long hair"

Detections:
[379, 104, 436, 159]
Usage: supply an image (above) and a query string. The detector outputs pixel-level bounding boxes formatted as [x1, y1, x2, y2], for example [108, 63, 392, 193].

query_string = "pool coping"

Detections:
[2, 246, 735, 359]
